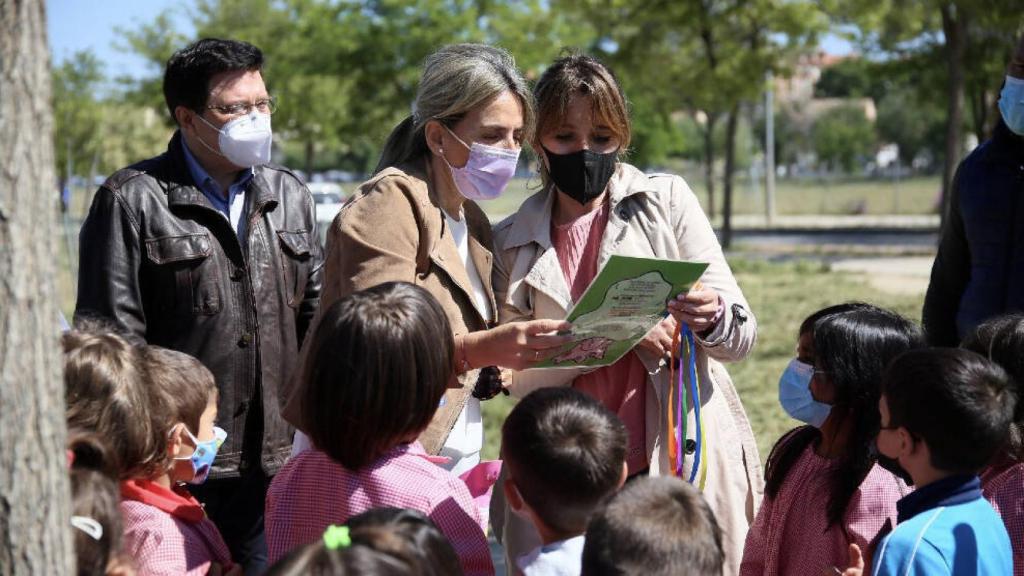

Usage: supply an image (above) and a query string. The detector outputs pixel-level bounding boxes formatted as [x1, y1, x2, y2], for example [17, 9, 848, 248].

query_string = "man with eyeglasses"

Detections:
[76, 38, 323, 573]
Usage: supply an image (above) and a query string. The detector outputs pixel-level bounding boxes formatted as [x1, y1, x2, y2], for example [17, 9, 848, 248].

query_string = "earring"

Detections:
[438, 147, 444, 155]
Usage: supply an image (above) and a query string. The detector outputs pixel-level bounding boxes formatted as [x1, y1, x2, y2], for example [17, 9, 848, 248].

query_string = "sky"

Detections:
[48, 0, 194, 78]
[48, 0, 854, 79]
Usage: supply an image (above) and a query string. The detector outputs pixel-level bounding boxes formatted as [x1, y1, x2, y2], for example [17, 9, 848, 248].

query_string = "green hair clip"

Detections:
[323, 525, 351, 550]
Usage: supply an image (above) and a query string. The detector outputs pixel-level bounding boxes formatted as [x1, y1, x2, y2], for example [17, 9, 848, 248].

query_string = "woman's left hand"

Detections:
[637, 316, 677, 359]
[667, 285, 722, 333]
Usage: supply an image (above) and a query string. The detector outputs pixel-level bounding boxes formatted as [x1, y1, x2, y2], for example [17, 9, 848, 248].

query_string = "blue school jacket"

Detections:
[872, 475, 1012, 575]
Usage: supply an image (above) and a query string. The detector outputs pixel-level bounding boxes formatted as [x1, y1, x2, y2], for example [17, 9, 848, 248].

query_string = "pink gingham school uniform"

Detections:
[740, 443, 910, 576]
[120, 480, 233, 576]
[265, 441, 494, 575]
[982, 456, 1024, 575]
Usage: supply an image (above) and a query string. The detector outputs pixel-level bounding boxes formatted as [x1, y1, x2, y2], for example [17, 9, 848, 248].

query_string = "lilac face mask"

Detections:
[443, 126, 520, 201]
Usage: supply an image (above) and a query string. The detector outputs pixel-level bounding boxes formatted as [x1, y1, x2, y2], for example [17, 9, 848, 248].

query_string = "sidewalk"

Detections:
[714, 213, 939, 232]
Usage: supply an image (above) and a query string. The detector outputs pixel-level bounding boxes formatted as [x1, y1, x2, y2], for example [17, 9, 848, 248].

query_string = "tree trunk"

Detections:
[304, 138, 315, 177]
[968, 84, 988, 144]
[940, 3, 967, 227]
[702, 112, 718, 219]
[0, 0, 73, 574]
[722, 104, 740, 250]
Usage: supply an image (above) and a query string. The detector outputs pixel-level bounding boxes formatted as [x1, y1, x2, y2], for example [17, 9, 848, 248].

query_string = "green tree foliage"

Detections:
[815, 57, 879, 99]
[831, 0, 1022, 217]
[812, 104, 876, 172]
[52, 51, 104, 182]
[876, 86, 945, 167]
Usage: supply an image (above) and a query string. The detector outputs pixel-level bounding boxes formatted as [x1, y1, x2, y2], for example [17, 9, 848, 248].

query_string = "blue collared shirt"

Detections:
[873, 474, 1012, 575]
[895, 474, 981, 523]
[180, 138, 253, 239]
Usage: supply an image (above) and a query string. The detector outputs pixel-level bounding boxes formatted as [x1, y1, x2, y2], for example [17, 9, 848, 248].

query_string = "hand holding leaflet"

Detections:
[529, 255, 708, 370]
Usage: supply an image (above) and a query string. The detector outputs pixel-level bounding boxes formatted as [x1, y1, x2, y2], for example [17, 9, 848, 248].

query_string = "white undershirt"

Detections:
[439, 209, 489, 476]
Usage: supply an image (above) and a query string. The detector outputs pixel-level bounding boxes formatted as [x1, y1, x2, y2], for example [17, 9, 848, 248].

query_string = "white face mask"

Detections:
[196, 111, 273, 168]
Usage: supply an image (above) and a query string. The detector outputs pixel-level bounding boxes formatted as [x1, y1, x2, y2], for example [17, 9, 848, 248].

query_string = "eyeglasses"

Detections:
[207, 97, 277, 118]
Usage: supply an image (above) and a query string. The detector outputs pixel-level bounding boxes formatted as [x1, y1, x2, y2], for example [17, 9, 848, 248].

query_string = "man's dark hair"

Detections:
[163, 38, 264, 123]
[582, 476, 723, 576]
[301, 282, 453, 470]
[501, 387, 628, 535]
[883, 348, 1016, 474]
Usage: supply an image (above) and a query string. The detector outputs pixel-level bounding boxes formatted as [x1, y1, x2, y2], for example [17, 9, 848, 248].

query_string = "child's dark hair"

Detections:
[345, 508, 462, 576]
[501, 387, 628, 535]
[883, 348, 1016, 474]
[64, 328, 167, 479]
[765, 303, 924, 526]
[962, 314, 1024, 462]
[582, 476, 723, 576]
[144, 346, 218, 435]
[301, 282, 454, 470]
[265, 509, 463, 576]
[163, 38, 264, 123]
[68, 429, 123, 576]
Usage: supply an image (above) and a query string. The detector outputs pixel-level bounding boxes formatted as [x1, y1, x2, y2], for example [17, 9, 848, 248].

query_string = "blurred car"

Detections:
[307, 182, 345, 244]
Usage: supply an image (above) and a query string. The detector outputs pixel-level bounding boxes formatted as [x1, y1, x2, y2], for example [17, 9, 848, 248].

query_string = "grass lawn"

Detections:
[481, 257, 926, 462]
[480, 175, 941, 221]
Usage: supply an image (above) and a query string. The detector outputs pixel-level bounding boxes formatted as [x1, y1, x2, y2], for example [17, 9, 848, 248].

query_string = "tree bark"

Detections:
[940, 3, 967, 227]
[0, 0, 73, 574]
[702, 112, 718, 219]
[722, 104, 740, 250]
[304, 138, 315, 178]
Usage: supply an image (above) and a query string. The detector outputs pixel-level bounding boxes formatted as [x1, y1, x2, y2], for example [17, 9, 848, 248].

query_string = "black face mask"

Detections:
[543, 146, 617, 205]
[870, 438, 914, 486]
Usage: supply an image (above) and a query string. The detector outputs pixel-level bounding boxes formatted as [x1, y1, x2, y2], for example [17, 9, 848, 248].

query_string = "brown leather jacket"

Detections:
[75, 131, 323, 478]
[283, 163, 495, 454]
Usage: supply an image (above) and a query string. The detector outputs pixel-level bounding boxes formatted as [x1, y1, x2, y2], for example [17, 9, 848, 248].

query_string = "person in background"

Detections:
[741, 304, 921, 575]
[266, 506, 462, 573]
[582, 476, 724, 576]
[501, 387, 628, 576]
[962, 314, 1024, 574]
[840, 349, 1015, 575]
[923, 34, 1024, 346]
[283, 43, 569, 476]
[266, 283, 492, 575]
[67, 429, 134, 576]
[492, 52, 761, 574]
[120, 347, 236, 576]
[265, 509, 463, 576]
[75, 37, 323, 572]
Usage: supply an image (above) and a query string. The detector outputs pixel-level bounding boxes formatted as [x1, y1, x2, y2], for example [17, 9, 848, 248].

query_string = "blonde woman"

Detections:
[492, 54, 763, 575]
[285, 44, 569, 476]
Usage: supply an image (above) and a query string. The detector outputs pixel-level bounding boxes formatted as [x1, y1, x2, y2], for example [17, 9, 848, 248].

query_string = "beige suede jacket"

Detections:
[284, 163, 495, 454]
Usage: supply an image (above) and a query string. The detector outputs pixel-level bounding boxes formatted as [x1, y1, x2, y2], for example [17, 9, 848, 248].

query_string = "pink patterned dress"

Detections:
[265, 441, 493, 575]
[740, 443, 910, 576]
[981, 456, 1024, 575]
[120, 479, 233, 576]
[550, 202, 649, 474]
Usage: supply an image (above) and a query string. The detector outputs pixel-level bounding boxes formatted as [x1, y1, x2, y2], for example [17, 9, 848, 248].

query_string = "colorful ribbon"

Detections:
[668, 321, 707, 489]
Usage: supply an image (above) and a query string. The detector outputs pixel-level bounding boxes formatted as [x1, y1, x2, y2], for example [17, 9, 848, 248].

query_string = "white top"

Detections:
[517, 535, 586, 576]
[438, 209, 488, 477]
[443, 210, 493, 321]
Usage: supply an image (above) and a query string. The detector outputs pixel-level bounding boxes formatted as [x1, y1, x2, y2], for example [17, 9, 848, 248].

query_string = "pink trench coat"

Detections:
[490, 163, 764, 575]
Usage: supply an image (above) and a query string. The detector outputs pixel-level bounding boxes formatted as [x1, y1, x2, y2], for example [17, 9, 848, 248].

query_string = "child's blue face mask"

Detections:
[999, 75, 1024, 136]
[778, 359, 832, 428]
[174, 426, 227, 485]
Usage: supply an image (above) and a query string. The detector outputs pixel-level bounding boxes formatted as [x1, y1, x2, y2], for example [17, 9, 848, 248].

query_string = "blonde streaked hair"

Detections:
[374, 43, 535, 174]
